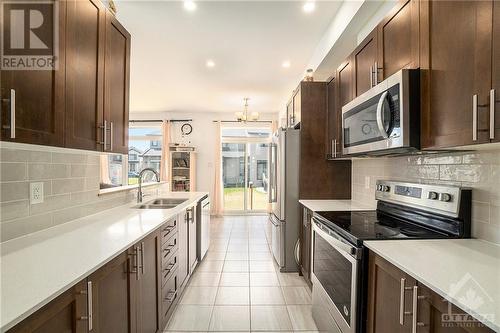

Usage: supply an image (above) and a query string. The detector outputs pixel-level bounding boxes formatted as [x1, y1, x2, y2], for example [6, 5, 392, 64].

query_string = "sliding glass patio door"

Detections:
[221, 126, 270, 213]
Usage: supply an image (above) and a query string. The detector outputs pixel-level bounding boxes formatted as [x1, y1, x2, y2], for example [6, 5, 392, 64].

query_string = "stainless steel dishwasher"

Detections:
[197, 195, 210, 260]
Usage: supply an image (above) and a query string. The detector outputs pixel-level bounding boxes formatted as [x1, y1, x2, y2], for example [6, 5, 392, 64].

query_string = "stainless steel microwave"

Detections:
[342, 69, 420, 156]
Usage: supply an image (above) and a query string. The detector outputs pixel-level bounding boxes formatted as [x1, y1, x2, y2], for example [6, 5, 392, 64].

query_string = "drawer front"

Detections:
[161, 232, 178, 266]
[162, 250, 178, 287]
[162, 269, 179, 318]
[161, 218, 177, 244]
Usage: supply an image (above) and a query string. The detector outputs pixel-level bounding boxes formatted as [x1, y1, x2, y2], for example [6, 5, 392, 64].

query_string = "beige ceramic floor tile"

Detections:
[166, 305, 213, 331]
[250, 272, 280, 286]
[250, 306, 293, 331]
[180, 286, 218, 305]
[215, 287, 250, 305]
[281, 286, 312, 305]
[286, 305, 318, 331]
[250, 287, 285, 305]
[219, 272, 250, 286]
[208, 306, 250, 331]
[223, 260, 249, 272]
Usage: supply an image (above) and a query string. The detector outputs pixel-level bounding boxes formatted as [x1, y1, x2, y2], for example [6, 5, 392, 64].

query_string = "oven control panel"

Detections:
[375, 180, 462, 217]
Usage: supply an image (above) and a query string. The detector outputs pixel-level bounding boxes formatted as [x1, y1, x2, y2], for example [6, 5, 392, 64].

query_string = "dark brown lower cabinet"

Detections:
[137, 231, 161, 333]
[367, 252, 494, 333]
[7, 209, 194, 333]
[367, 252, 416, 333]
[88, 250, 137, 333]
[8, 280, 88, 333]
[299, 207, 312, 287]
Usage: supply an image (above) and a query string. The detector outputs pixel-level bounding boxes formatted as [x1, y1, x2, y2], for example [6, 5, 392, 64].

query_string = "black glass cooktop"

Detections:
[314, 210, 450, 246]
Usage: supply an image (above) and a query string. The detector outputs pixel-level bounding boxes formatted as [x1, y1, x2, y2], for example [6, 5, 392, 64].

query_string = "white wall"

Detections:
[131, 111, 278, 203]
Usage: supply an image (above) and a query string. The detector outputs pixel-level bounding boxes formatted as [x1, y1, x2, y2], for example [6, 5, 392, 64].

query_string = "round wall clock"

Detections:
[181, 123, 193, 136]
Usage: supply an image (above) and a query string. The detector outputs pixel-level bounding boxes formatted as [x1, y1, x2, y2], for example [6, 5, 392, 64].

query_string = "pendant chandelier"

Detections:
[235, 98, 259, 122]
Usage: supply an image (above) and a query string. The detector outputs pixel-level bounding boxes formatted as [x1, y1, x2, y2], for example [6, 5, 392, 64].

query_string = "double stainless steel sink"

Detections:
[133, 198, 187, 209]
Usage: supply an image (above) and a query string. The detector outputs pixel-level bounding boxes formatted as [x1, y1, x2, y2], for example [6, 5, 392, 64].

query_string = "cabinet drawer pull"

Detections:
[473, 94, 478, 141]
[163, 226, 174, 236]
[165, 290, 177, 302]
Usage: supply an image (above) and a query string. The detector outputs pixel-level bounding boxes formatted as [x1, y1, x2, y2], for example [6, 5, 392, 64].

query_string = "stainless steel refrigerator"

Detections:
[268, 128, 300, 272]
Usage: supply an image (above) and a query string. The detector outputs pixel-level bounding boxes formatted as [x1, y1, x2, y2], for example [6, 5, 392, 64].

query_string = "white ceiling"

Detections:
[116, 0, 343, 114]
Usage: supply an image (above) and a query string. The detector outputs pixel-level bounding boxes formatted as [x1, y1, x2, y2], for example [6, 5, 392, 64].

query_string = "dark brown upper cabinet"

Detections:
[1, 1, 130, 154]
[377, 0, 420, 80]
[0, 1, 66, 147]
[492, 1, 500, 143]
[353, 30, 379, 97]
[65, 0, 106, 151]
[104, 11, 131, 154]
[337, 57, 355, 111]
[325, 76, 344, 159]
[420, 0, 493, 149]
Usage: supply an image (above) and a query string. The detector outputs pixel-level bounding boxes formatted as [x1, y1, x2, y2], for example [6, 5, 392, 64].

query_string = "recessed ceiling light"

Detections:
[303, 1, 315, 13]
[184, 1, 197, 11]
[206, 60, 215, 68]
[282, 61, 291, 68]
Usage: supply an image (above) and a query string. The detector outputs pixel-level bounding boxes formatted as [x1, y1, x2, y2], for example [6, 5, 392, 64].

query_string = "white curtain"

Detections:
[100, 155, 111, 184]
[160, 120, 171, 182]
[212, 121, 224, 216]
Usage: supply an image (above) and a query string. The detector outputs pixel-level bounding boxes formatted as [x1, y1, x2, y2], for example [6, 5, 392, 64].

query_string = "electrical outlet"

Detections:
[30, 182, 44, 204]
[365, 176, 370, 189]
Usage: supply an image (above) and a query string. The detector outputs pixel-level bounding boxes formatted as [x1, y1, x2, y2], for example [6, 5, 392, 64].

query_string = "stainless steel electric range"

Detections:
[310, 180, 472, 333]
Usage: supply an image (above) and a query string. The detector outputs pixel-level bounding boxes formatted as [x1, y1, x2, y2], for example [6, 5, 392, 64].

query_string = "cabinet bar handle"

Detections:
[374, 61, 379, 85]
[110, 121, 114, 151]
[399, 278, 406, 325]
[140, 241, 145, 275]
[370, 65, 373, 88]
[10, 89, 15, 138]
[473, 94, 478, 141]
[136, 246, 141, 280]
[87, 281, 93, 331]
[490, 89, 495, 140]
[98, 120, 107, 149]
[331, 139, 335, 158]
[334, 139, 337, 158]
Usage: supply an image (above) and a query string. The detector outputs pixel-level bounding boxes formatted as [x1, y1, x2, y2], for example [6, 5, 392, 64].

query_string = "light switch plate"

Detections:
[30, 182, 44, 204]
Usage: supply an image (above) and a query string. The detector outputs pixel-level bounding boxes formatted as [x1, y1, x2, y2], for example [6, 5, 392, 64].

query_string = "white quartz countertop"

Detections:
[298, 199, 374, 212]
[0, 191, 208, 332]
[364, 239, 500, 332]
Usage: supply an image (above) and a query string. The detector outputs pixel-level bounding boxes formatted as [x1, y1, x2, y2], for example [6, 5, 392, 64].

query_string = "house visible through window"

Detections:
[99, 123, 164, 190]
[128, 125, 163, 185]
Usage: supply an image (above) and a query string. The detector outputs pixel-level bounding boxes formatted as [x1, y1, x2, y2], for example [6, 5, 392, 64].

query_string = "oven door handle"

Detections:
[376, 91, 389, 139]
[313, 219, 362, 260]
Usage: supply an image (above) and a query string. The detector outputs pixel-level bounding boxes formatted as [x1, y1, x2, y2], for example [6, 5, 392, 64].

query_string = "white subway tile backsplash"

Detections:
[352, 149, 500, 244]
[0, 143, 164, 242]
[0, 163, 27, 181]
[28, 163, 70, 180]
